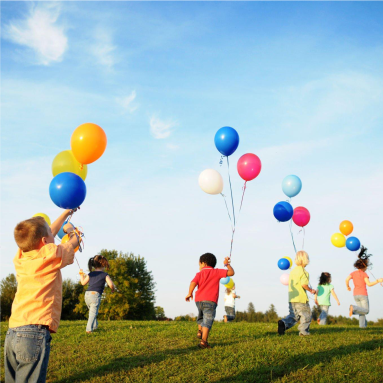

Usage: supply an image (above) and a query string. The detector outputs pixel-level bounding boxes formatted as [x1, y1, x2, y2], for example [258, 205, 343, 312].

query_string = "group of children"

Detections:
[4, 210, 383, 382]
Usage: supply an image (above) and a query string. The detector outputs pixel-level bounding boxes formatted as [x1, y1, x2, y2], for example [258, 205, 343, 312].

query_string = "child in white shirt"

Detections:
[223, 286, 240, 322]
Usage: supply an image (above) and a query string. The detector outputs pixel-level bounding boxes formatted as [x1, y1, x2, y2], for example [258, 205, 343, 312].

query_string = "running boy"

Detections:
[4, 209, 80, 383]
[185, 253, 234, 349]
[278, 251, 316, 336]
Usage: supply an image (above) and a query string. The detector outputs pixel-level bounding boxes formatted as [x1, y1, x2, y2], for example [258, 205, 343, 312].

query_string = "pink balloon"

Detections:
[280, 273, 289, 286]
[237, 153, 262, 181]
[293, 206, 310, 227]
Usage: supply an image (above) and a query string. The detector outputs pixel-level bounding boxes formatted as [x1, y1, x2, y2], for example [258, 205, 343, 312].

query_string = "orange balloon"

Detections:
[61, 229, 82, 252]
[71, 123, 107, 165]
[339, 220, 353, 236]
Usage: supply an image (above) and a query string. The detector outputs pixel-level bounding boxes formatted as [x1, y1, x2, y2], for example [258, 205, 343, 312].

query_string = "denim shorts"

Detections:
[196, 301, 217, 330]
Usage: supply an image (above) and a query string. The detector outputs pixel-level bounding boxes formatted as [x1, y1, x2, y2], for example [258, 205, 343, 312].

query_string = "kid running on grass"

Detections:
[80, 255, 116, 333]
[278, 251, 316, 336]
[346, 246, 383, 328]
[314, 272, 340, 325]
[223, 286, 240, 323]
[185, 253, 234, 349]
[4, 209, 79, 383]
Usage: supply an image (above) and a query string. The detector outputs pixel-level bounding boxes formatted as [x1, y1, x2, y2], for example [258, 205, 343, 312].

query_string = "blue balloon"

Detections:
[346, 237, 361, 251]
[214, 127, 239, 156]
[273, 201, 293, 222]
[278, 258, 290, 271]
[220, 277, 231, 285]
[49, 172, 87, 209]
[282, 175, 302, 198]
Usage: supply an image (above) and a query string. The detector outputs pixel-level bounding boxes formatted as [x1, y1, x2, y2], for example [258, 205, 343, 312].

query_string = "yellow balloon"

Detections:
[283, 256, 293, 268]
[331, 233, 346, 248]
[33, 213, 51, 226]
[61, 233, 80, 252]
[224, 278, 234, 289]
[52, 150, 88, 181]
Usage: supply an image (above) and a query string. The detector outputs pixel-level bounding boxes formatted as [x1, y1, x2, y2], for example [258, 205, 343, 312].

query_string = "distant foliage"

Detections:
[174, 314, 196, 321]
[75, 249, 156, 320]
[155, 306, 166, 319]
[62, 279, 86, 320]
[0, 274, 17, 320]
[234, 303, 280, 323]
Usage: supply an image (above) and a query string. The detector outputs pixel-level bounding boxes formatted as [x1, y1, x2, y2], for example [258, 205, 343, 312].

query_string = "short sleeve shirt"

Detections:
[192, 267, 227, 304]
[9, 242, 75, 333]
[350, 270, 368, 296]
[316, 284, 334, 306]
[224, 289, 236, 308]
[288, 266, 309, 303]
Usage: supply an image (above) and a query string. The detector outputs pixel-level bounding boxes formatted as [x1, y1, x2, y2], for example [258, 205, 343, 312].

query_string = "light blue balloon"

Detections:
[220, 277, 231, 285]
[282, 175, 302, 198]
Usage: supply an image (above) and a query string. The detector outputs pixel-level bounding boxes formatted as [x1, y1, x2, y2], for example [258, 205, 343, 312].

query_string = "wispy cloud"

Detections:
[3, 3, 67, 65]
[116, 91, 138, 114]
[90, 28, 117, 69]
[150, 116, 177, 139]
[166, 143, 180, 150]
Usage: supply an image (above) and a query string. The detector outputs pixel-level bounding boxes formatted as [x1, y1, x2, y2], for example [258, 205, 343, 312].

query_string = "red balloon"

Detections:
[237, 153, 262, 181]
[293, 206, 310, 227]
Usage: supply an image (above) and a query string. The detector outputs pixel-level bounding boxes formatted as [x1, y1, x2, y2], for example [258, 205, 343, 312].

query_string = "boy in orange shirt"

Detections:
[4, 209, 80, 383]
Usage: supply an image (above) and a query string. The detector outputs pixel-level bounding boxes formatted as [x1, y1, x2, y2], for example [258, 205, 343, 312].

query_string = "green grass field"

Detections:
[1, 321, 382, 383]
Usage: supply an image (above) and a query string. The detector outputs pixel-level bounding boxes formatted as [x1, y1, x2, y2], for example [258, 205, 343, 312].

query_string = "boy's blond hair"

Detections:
[14, 217, 49, 252]
[295, 251, 309, 267]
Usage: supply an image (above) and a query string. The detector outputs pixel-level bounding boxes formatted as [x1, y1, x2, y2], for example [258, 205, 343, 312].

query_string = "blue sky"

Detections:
[1, 2, 383, 321]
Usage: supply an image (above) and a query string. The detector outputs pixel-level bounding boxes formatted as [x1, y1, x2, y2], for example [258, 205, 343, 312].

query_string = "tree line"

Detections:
[1, 250, 165, 321]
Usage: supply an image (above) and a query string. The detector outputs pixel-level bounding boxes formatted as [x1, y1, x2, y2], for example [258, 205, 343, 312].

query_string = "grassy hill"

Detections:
[1, 321, 382, 382]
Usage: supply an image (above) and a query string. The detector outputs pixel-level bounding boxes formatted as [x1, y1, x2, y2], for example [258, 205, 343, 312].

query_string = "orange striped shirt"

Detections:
[9, 242, 74, 333]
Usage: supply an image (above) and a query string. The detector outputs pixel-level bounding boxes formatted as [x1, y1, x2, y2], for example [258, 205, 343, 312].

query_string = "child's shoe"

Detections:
[198, 340, 211, 349]
[299, 333, 310, 337]
[277, 320, 285, 335]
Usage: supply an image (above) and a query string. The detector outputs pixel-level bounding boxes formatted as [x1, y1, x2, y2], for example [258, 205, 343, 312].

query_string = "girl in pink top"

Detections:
[345, 246, 383, 328]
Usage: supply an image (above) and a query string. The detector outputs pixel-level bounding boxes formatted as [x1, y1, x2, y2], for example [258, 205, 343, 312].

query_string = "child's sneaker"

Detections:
[299, 333, 310, 337]
[277, 320, 285, 335]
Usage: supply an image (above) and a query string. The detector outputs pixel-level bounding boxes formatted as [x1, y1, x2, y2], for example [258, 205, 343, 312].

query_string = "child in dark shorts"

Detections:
[185, 253, 235, 349]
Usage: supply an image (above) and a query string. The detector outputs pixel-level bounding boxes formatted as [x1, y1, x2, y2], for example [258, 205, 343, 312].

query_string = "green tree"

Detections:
[75, 250, 156, 320]
[264, 304, 279, 322]
[62, 279, 86, 320]
[154, 306, 166, 319]
[0, 274, 17, 320]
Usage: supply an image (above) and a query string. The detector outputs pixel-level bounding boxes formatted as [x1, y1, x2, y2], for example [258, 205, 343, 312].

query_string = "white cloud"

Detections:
[116, 91, 138, 113]
[90, 29, 117, 69]
[166, 143, 179, 150]
[4, 3, 67, 65]
[150, 116, 176, 139]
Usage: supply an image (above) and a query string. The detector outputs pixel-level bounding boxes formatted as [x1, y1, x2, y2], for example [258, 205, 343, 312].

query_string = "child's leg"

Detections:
[200, 301, 217, 343]
[352, 295, 369, 328]
[296, 303, 312, 335]
[196, 302, 204, 337]
[226, 307, 235, 322]
[282, 303, 299, 330]
[4, 326, 51, 383]
[85, 292, 99, 332]
[319, 305, 329, 325]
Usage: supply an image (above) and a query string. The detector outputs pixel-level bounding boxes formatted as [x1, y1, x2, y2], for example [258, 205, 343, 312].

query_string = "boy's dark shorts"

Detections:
[196, 301, 217, 330]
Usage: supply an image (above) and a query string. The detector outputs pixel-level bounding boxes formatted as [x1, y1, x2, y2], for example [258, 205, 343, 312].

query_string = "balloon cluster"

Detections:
[49, 123, 107, 211]
[220, 277, 235, 289]
[48, 123, 107, 244]
[199, 126, 262, 195]
[273, 175, 311, 285]
[331, 220, 361, 251]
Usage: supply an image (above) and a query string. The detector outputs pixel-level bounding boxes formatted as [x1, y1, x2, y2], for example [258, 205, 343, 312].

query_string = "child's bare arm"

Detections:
[302, 284, 316, 294]
[331, 289, 340, 305]
[79, 270, 90, 285]
[224, 257, 235, 277]
[51, 209, 77, 237]
[106, 276, 116, 291]
[314, 290, 319, 305]
[364, 277, 383, 287]
[185, 282, 197, 302]
[345, 275, 352, 291]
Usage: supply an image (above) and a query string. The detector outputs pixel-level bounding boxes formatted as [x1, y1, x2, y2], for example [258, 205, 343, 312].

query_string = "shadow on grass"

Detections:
[53, 340, 238, 383]
[213, 339, 383, 383]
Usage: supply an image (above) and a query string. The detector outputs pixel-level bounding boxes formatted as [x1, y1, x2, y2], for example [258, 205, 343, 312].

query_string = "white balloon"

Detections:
[280, 273, 289, 286]
[198, 169, 223, 195]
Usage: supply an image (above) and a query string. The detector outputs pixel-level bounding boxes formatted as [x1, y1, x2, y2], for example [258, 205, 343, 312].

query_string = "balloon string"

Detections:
[220, 193, 234, 231]
[289, 219, 297, 254]
[368, 270, 383, 287]
[239, 181, 247, 213]
[226, 156, 236, 228]
[302, 227, 305, 250]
